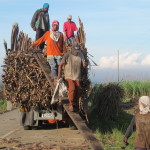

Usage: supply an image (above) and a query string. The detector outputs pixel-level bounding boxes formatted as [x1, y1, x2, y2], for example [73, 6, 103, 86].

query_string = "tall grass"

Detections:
[120, 81, 150, 100]
[0, 100, 7, 113]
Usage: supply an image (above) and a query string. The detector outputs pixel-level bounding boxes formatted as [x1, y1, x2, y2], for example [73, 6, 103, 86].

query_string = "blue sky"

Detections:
[1, 0, 150, 82]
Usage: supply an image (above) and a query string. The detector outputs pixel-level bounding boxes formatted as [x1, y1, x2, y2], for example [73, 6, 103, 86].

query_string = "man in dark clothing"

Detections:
[31, 3, 50, 50]
[124, 96, 150, 150]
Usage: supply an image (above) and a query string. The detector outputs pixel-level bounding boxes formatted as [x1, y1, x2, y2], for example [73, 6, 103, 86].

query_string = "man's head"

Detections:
[67, 15, 72, 22]
[43, 3, 49, 12]
[52, 20, 59, 31]
[72, 43, 80, 55]
[138, 96, 150, 114]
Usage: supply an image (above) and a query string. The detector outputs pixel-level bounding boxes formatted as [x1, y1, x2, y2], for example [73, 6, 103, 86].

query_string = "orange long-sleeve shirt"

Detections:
[32, 31, 64, 55]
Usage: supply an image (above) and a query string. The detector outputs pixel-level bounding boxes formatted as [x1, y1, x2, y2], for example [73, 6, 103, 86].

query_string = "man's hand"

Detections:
[32, 27, 36, 31]
[29, 45, 34, 50]
[64, 35, 67, 41]
[57, 75, 61, 80]
[83, 63, 88, 67]
[123, 137, 128, 144]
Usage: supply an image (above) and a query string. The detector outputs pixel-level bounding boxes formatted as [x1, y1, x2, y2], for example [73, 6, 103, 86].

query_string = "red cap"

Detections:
[52, 20, 59, 25]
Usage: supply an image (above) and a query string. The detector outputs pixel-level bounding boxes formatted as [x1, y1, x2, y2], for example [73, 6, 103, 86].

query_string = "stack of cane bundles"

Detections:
[2, 18, 91, 110]
[2, 24, 54, 110]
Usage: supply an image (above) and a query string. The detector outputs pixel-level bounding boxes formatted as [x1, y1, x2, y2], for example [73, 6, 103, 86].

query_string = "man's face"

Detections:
[44, 8, 48, 12]
[72, 51, 78, 56]
[52, 24, 59, 31]
[68, 19, 71, 22]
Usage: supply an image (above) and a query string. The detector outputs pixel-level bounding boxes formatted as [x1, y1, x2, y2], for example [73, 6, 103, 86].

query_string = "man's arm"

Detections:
[60, 33, 67, 54]
[79, 51, 87, 67]
[58, 54, 68, 79]
[29, 31, 48, 49]
[58, 61, 64, 79]
[47, 13, 50, 30]
[31, 9, 40, 30]
[63, 23, 67, 40]
[73, 22, 78, 31]
[124, 116, 136, 143]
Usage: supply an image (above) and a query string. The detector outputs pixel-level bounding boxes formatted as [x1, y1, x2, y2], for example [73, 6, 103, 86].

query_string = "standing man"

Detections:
[29, 20, 65, 86]
[58, 44, 87, 112]
[31, 3, 50, 50]
[63, 15, 78, 46]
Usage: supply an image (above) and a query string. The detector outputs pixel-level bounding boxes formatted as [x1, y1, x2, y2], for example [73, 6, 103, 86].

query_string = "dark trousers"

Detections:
[36, 28, 45, 50]
[66, 79, 80, 106]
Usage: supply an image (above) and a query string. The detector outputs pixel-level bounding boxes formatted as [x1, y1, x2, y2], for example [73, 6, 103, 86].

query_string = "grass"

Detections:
[0, 99, 7, 113]
[90, 106, 135, 150]
[120, 81, 150, 101]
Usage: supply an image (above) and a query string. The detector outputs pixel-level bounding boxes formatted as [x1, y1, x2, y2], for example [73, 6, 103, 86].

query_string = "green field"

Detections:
[92, 105, 135, 150]
[120, 81, 150, 101]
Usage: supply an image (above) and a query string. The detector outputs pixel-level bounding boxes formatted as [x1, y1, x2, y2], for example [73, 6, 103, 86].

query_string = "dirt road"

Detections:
[0, 109, 89, 149]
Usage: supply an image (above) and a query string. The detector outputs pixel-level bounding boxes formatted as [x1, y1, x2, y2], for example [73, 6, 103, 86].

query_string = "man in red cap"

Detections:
[29, 20, 65, 86]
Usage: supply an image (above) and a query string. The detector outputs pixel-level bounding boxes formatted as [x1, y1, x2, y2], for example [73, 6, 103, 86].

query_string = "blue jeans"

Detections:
[47, 55, 62, 78]
[67, 37, 75, 45]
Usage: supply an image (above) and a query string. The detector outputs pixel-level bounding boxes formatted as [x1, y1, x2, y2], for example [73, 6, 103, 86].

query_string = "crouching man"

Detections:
[58, 44, 87, 112]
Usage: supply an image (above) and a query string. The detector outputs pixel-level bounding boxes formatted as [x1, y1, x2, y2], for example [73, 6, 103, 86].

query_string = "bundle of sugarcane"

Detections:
[75, 17, 86, 50]
[2, 51, 54, 109]
[0, 90, 4, 100]
[2, 24, 54, 109]
[88, 83, 124, 120]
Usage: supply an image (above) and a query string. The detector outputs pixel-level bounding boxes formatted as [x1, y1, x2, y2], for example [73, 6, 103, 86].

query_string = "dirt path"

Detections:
[0, 109, 89, 149]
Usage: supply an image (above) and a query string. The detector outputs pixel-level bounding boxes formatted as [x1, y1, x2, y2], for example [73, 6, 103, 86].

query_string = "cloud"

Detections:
[141, 54, 150, 65]
[98, 52, 150, 69]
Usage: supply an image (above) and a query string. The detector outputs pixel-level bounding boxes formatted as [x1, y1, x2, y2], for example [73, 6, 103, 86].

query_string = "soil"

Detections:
[0, 109, 89, 150]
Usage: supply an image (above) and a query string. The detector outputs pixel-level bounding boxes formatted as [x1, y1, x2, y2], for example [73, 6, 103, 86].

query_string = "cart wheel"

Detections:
[32, 126, 39, 130]
[24, 126, 31, 130]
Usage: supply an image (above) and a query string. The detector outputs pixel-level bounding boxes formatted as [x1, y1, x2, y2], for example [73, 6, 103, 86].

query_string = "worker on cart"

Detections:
[63, 15, 78, 46]
[29, 20, 65, 86]
[31, 3, 50, 50]
[58, 43, 87, 112]
[123, 96, 150, 150]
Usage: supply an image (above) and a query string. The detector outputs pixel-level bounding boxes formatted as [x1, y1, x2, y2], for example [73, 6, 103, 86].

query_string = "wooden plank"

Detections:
[61, 99, 103, 150]
[33, 53, 54, 89]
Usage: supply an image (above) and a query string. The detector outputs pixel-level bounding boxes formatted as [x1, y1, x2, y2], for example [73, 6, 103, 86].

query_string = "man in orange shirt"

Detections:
[29, 20, 64, 85]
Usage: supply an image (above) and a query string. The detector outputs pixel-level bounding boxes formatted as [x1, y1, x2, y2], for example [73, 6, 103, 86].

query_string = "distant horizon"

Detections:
[1, 67, 150, 85]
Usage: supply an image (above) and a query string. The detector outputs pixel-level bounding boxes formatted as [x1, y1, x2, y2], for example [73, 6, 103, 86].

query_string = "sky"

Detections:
[1, 0, 150, 83]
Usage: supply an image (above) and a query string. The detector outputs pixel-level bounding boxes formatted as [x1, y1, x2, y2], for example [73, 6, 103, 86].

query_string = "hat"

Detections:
[72, 43, 80, 50]
[52, 20, 59, 25]
[67, 15, 72, 20]
[43, 3, 49, 9]
[139, 96, 150, 114]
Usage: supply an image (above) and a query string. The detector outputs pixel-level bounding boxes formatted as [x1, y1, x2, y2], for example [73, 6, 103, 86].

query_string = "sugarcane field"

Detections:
[0, 1, 150, 150]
